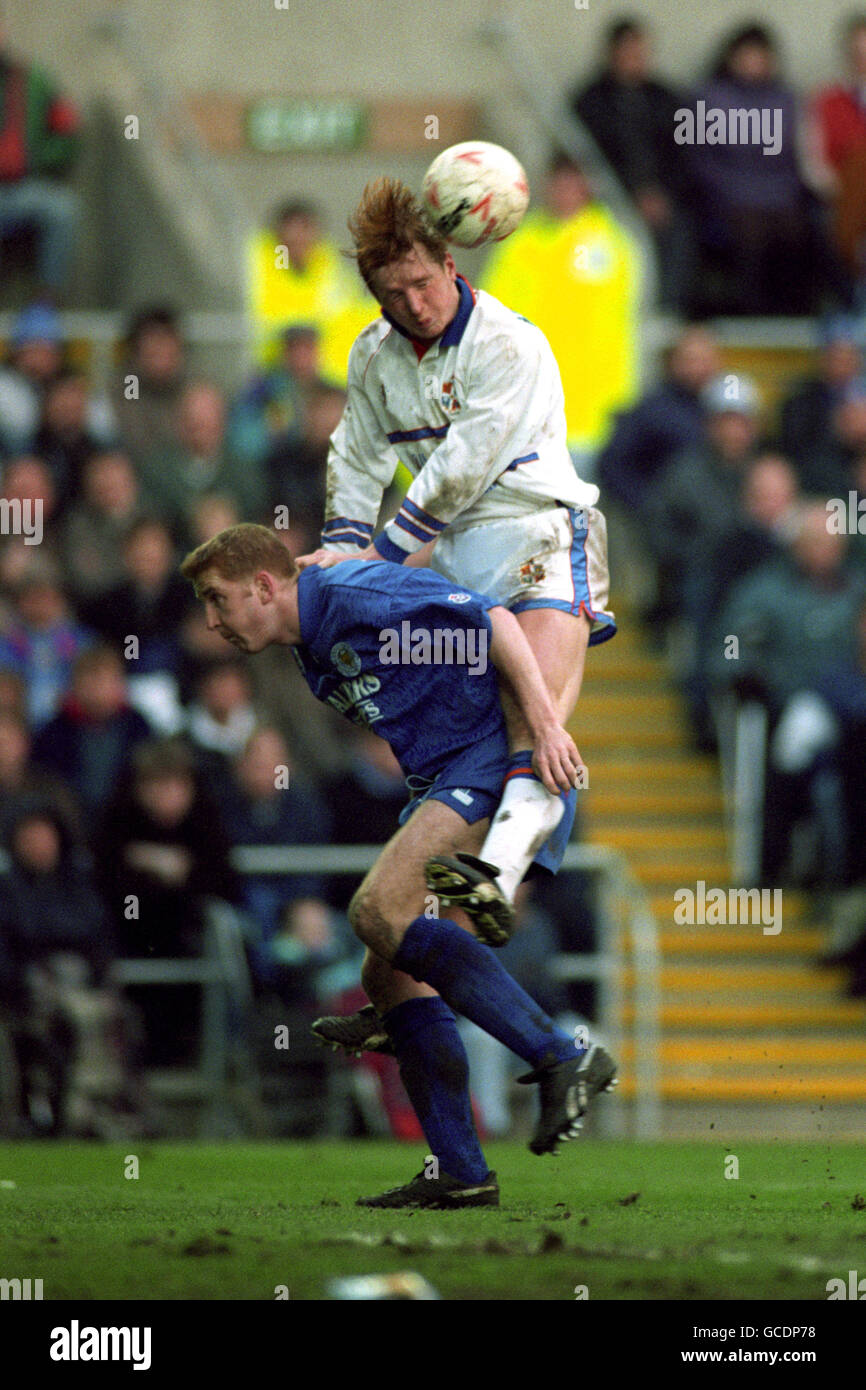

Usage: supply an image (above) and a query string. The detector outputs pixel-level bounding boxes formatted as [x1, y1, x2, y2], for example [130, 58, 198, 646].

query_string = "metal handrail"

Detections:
[231, 840, 663, 1138]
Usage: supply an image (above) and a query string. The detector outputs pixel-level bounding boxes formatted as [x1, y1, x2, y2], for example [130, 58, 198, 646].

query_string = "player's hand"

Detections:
[296, 548, 354, 570]
[531, 725, 586, 796]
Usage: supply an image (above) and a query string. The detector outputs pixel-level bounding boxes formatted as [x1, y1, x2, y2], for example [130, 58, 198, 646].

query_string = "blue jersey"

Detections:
[293, 561, 506, 779]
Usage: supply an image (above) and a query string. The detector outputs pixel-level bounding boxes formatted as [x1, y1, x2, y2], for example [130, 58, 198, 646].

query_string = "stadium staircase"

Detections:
[574, 600, 866, 1139]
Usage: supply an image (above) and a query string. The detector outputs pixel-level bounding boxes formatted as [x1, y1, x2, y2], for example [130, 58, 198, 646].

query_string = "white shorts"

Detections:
[430, 505, 616, 645]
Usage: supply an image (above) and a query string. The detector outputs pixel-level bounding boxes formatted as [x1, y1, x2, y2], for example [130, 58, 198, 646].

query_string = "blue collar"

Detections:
[381, 275, 475, 349]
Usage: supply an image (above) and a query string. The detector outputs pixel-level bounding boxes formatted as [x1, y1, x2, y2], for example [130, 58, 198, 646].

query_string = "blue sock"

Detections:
[383, 997, 490, 1185]
[392, 917, 578, 1070]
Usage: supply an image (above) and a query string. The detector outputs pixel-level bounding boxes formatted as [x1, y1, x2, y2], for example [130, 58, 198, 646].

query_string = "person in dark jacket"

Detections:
[95, 737, 240, 1064]
[598, 323, 719, 515]
[571, 17, 697, 311]
[33, 645, 151, 816]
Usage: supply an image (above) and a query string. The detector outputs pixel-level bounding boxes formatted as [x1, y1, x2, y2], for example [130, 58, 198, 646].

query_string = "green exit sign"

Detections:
[246, 99, 367, 152]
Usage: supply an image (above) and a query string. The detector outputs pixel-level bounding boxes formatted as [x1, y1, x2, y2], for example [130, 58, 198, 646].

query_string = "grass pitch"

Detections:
[0, 1139, 863, 1301]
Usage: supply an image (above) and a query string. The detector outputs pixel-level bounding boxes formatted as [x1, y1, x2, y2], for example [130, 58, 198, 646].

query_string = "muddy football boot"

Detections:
[424, 851, 515, 946]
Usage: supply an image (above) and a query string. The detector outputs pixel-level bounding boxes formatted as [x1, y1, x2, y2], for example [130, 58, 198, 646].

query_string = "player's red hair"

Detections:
[348, 177, 448, 291]
[180, 523, 297, 589]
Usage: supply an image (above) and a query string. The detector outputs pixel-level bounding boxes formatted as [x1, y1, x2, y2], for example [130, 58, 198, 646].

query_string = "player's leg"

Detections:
[334, 801, 501, 1202]
[477, 606, 591, 902]
[429, 505, 614, 916]
[349, 797, 616, 1153]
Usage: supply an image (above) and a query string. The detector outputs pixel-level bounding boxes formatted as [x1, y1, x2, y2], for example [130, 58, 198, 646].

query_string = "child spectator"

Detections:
[0, 568, 91, 727]
[32, 645, 151, 816]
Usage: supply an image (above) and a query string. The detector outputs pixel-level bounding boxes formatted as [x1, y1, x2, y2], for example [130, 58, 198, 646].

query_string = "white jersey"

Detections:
[321, 278, 599, 562]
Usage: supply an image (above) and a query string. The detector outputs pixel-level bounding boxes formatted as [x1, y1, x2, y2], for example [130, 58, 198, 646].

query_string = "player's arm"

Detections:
[487, 605, 584, 795]
[301, 338, 400, 568]
[369, 330, 548, 565]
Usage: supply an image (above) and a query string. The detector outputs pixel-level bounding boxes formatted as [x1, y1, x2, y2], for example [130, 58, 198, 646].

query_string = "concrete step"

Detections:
[617, 1036, 866, 1065]
[622, 963, 848, 995]
[621, 1001, 866, 1027]
[612, 1074, 866, 1101]
[628, 859, 732, 886]
[577, 691, 685, 721]
[659, 928, 825, 957]
[586, 788, 725, 818]
[590, 824, 728, 852]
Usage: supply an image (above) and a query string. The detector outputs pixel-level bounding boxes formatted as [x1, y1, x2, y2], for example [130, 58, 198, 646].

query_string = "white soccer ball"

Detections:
[421, 141, 529, 249]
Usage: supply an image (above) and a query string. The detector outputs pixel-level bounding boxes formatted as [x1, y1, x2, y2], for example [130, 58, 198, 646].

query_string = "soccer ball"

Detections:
[421, 141, 529, 249]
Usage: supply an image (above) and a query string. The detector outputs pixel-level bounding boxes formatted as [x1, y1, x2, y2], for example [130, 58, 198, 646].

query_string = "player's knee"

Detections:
[348, 887, 399, 958]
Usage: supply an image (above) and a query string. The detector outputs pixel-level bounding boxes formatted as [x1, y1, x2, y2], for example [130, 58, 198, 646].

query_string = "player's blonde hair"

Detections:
[348, 177, 448, 292]
[180, 523, 297, 590]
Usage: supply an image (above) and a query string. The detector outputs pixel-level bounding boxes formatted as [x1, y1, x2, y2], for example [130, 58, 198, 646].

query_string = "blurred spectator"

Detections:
[711, 503, 864, 722]
[96, 738, 239, 1064]
[599, 323, 720, 514]
[0, 568, 91, 727]
[60, 449, 144, 603]
[228, 323, 322, 468]
[221, 725, 334, 967]
[810, 15, 866, 289]
[79, 517, 192, 732]
[806, 382, 866, 495]
[0, 707, 83, 844]
[266, 379, 345, 522]
[648, 372, 763, 742]
[571, 16, 697, 311]
[268, 897, 360, 1008]
[0, 302, 63, 452]
[0, 808, 117, 1136]
[246, 199, 374, 382]
[323, 728, 408, 909]
[0, 454, 61, 589]
[0, 23, 80, 295]
[186, 492, 241, 549]
[0, 667, 25, 717]
[690, 25, 842, 314]
[31, 366, 107, 507]
[481, 152, 640, 463]
[32, 645, 150, 816]
[138, 381, 265, 529]
[711, 506, 866, 880]
[648, 371, 762, 611]
[769, 599, 866, 898]
[705, 454, 803, 617]
[186, 659, 258, 775]
[110, 306, 187, 467]
[780, 318, 865, 473]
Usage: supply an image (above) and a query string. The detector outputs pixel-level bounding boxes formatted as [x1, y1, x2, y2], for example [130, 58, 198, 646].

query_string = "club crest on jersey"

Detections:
[448, 592, 472, 604]
[440, 379, 461, 414]
[519, 559, 546, 586]
[330, 641, 362, 677]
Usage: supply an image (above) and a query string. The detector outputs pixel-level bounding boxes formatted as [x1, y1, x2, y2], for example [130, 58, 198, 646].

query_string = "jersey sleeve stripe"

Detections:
[394, 514, 438, 544]
[505, 451, 540, 471]
[401, 498, 447, 532]
[322, 517, 374, 535]
[386, 423, 451, 444]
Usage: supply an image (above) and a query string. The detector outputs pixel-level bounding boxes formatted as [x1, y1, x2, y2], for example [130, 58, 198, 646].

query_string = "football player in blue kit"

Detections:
[181, 523, 616, 1208]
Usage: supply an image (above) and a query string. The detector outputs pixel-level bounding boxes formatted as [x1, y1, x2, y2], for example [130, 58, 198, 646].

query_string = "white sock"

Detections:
[479, 777, 564, 902]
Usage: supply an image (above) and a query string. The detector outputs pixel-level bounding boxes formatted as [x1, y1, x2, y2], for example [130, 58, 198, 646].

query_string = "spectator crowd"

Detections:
[3, 12, 866, 1135]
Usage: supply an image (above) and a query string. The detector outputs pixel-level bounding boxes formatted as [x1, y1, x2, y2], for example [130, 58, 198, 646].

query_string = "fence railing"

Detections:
[231, 840, 663, 1138]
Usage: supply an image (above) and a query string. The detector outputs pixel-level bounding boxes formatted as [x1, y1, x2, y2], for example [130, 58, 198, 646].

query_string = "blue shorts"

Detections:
[398, 731, 576, 877]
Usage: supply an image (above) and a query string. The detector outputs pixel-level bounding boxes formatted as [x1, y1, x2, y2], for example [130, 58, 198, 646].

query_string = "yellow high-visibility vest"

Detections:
[246, 230, 376, 383]
[480, 204, 641, 453]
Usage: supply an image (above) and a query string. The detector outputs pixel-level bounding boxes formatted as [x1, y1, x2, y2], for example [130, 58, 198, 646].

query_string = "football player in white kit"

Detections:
[299, 177, 616, 959]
